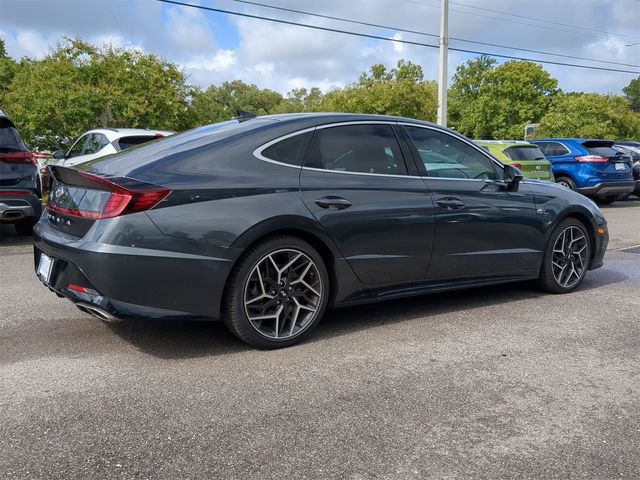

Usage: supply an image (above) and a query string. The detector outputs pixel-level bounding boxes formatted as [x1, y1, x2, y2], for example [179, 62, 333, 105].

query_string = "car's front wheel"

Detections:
[538, 218, 591, 293]
[223, 236, 329, 348]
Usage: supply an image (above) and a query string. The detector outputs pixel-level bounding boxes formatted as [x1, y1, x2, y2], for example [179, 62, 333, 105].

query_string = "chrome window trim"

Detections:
[253, 121, 419, 178]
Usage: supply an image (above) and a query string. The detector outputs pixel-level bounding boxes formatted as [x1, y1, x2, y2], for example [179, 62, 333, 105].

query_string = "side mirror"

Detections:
[52, 150, 66, 160]
[504, 164, 524, 191]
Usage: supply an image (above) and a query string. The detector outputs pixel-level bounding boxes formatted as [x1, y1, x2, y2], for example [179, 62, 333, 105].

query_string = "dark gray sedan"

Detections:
[34, 114, 608, 348]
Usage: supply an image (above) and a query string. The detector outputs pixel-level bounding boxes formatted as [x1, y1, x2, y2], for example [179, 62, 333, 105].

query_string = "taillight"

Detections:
[155, 133, 165, 138]
[0, 190, 36, 196]
[576, 155, 608, 163]
[510, 163, 522, 169]
[0, 151, 36, 166]
[47, 169, 171, 220]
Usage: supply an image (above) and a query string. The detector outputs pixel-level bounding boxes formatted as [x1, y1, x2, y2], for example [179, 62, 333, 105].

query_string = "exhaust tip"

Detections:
[76, 303, 117, 322]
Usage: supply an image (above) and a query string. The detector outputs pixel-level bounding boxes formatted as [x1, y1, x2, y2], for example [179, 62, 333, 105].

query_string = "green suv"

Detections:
[475, 140, 554, 182]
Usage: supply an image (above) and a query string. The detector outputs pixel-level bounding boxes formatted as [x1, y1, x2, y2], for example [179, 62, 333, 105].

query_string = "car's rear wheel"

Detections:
[538, 218, 591, 293]
[556, 176, 576, 190]
[223, 236, 329, 348]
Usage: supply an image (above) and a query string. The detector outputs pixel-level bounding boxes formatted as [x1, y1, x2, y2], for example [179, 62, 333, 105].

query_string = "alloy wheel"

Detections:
[243, 248, 323, 339]
[551, 225, 588, 289]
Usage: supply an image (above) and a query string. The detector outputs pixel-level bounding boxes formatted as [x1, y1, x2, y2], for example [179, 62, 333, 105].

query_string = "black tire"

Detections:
[538, 218, 591, 294]
[14, 218, 35, 236]
[555, 176, 576, 190]
[223, 235, 330, 348]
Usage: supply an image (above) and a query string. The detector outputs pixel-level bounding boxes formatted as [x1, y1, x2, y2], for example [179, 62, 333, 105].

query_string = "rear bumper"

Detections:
[576, 181, 635, 198]
[0, 192, 41, 223]
[33, 220, 237, 321]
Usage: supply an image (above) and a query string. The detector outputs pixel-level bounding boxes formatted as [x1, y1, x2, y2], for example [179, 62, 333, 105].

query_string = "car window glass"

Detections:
[261, 131, 312, 166]
[305, 124, 407, 175]
[67, 135, 88, 158]
[537, 142, 568, 156]
[117, 135, 156, 151]
[504, 146, 546, 161]
[406, 127, 497, 180]
[83, 133, 109, 155]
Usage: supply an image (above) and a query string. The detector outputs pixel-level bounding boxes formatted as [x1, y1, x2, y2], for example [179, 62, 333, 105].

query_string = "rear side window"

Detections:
[535, 142, 569, 157]
[261, 131, 312, 166]
[0, 118, 28, 152]
[117, 135, 158, 151]
[504, 146, 545, 161]
[305, 124, 407, 175]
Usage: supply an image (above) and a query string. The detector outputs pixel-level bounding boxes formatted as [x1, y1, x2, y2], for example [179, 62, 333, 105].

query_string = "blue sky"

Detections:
[1, 0, 639, 95]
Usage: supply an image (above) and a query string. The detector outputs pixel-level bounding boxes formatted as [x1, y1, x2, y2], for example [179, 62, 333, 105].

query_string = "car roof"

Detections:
[80, 128, 175, 141]
[530, 138, 614, 144]
[474, 140, 537, 151]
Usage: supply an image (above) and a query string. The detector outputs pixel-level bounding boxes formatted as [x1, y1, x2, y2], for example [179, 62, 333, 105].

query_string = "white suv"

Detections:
[52, 128, 174, 167]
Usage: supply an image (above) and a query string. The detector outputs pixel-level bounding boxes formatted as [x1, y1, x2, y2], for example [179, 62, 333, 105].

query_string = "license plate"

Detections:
[615, 163, 626, 171]
[37, 253, 54, 283]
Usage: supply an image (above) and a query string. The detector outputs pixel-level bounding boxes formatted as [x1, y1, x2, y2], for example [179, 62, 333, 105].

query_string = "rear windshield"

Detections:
[504, 146, 545, 161]
[582, 141, 619, 158]
[117, 135, 158, 151]
[0, 118, 28, 153]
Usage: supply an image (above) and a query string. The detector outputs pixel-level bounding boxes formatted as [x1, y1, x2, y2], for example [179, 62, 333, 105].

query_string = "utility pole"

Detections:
[437, 0, 449, 127]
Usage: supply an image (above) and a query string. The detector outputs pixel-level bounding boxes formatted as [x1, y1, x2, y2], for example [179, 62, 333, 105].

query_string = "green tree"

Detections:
[274, 87, 325, 113]
[321, 60, 438, 121]
[534, 93, 640, 139]
[0, 38, 18, 107]
[189, 80, 283, 125]
[3, 38, 192, 150]
[449, 57, 559, 139]
[622, 76, 640, 112]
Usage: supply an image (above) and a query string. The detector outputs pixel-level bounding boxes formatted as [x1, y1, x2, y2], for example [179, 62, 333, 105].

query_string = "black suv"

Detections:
[613, 141, 640, 198]
[0, 110, 41, 235]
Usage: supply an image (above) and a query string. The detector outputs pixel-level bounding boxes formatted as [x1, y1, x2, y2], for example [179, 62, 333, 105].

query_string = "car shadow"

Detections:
[0, 224, 33, 247]
[107, 266, 627, 360]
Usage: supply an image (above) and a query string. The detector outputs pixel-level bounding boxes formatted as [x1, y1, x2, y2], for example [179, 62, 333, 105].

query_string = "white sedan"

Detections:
[52, 128, 174, 167]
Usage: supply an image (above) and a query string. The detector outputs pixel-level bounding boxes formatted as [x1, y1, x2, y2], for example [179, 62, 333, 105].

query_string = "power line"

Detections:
[226, 0, 640, 69]
[400, 0, 636, 41]
[155, 0, 640, 75]
[448, 0, 640, 42]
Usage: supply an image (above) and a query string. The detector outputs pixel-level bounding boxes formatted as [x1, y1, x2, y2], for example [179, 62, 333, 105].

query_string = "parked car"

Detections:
[0, 110, 42, 235]
[35, 114, 608, 348]
[612, 141, 640, 198]
[51, 128, 174, 167]
[530, 138, 635, 204]
[474, 140, 554, 182]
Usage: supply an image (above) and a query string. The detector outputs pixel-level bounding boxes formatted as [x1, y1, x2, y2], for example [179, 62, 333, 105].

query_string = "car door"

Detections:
[299, 122, 435, 285]
[402, 124, 543, 280]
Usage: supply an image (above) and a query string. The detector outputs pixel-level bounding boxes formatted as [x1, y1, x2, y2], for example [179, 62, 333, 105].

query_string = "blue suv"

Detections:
[531, 138, 635, 204]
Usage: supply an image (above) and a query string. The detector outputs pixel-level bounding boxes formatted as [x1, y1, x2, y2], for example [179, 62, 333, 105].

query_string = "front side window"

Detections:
[67, 135, 89, 158]
[406, 127, 497, 180]
[83, 133, 109, 155]
[261, 131, 312, 166]
[305, 124, 407, 175]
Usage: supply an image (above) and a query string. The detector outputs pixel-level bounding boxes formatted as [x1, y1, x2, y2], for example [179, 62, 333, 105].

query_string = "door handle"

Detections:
[314, 196, 353, 210]
[436, 197, 465, 210]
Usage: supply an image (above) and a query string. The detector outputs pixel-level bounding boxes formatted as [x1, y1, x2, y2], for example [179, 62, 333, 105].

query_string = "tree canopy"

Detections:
[1, 35, 638, 149]
[449, 57, 559, 139]
[533, 93, 640, 140]
[3, 38, 192, 150]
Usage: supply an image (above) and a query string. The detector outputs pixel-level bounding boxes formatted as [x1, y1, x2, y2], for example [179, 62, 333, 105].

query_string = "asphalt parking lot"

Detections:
[1, 200, 639, 480]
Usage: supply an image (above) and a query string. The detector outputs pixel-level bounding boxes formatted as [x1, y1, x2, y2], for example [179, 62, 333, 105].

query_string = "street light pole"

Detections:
[437, 0, 449, 127]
